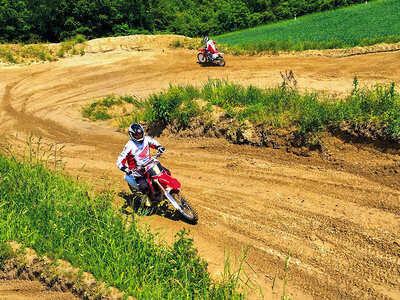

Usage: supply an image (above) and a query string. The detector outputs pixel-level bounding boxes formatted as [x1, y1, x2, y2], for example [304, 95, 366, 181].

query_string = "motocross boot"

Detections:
[143, 195, 152, 207]
[135, 191, 152, 207]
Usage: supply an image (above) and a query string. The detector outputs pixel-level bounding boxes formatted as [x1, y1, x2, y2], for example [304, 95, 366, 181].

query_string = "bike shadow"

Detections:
[118, 191, 190, 223]
[196, 61, 222, 67]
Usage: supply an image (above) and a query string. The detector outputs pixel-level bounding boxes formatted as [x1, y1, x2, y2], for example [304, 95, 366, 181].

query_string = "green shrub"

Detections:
[58, 35, 86, 58]
[150, 85, 201, 124]
[92, 109, 111, 120]
[39, 50, 46, 61]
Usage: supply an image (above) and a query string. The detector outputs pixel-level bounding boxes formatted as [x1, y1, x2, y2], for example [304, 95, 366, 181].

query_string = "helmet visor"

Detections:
[133, 132, 143, 140]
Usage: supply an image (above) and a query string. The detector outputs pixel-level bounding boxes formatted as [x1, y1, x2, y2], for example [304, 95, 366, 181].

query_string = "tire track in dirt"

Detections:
[0, 36, 400, 299]
[165, 139, 400, 299]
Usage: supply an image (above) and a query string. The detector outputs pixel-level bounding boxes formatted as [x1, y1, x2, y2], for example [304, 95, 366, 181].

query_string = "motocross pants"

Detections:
[135, 176, 149, 194]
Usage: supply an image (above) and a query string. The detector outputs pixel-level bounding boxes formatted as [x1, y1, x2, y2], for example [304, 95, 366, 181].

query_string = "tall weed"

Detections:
[150, 85, 201, 125]
[58, 34, 86, 57]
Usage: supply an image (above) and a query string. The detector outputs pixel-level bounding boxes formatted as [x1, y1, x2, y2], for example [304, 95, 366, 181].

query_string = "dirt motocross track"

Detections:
[1, 35, 400, 299]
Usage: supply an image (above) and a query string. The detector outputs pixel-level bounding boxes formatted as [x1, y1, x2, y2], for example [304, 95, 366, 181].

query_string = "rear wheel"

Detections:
[216, 57, 225, 67]
[197, 53, 206, 63]
[171, 192, 198, 224]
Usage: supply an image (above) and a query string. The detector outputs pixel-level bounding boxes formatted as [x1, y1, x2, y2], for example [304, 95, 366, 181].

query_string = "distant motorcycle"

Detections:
[197, 48, 225, 67]
[127, 152, 198, 224]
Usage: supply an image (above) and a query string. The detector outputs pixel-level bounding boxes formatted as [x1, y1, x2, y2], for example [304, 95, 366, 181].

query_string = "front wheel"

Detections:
[197, 53, 206, 64]
[171, 192, 198, 224]
[216, 57, 225, 67]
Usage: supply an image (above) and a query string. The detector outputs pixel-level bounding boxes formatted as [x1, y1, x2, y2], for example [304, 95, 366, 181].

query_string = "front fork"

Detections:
[153, 179, 182, 212]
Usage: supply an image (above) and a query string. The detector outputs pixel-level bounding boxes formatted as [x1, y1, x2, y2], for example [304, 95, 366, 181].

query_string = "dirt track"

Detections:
[1, 35, 400, 299]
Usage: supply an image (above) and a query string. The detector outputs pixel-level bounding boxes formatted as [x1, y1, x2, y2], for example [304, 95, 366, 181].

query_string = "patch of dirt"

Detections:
[1, 35, 400, 299]
[0, 242, 130, 300]
[158, 116, 319, 155]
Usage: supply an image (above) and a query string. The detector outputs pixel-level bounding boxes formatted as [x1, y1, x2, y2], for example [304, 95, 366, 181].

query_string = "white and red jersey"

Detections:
[206, 40, 217, 53]
[117, 136, 161, 175]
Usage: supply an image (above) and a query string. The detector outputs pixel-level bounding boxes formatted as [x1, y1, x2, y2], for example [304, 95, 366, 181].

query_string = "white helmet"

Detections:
[129, 123, 144, 144]
[203, 36, 209, 43]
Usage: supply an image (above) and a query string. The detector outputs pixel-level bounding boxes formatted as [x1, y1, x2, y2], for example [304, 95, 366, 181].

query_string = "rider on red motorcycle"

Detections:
[203, 36, 217, 60]
[117, 123, 165, 204]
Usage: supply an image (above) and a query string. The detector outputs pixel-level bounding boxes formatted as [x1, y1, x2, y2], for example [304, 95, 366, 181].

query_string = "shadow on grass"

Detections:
[118, 191, 195, 224]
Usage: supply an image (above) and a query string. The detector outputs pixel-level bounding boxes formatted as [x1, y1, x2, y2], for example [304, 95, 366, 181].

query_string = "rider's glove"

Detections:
[157, 146, 165, 154]
[124, 168, 133, 176]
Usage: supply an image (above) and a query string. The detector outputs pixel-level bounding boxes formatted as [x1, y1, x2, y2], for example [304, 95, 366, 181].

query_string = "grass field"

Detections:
[215, 0, 400, 51]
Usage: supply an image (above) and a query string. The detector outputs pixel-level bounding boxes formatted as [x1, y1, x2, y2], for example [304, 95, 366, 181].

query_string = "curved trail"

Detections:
[0, 36, 400, 299]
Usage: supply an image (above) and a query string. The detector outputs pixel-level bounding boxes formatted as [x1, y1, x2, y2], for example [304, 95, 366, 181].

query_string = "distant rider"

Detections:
[203, 36, 218, 60]
[116, 123, 165, 206]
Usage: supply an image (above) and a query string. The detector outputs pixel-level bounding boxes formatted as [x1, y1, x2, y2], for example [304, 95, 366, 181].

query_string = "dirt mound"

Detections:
[84, 34, 190, 54]
[154, 116, 316, 155]
[149, 107, 400, 158]
[0, 242, 130, 300]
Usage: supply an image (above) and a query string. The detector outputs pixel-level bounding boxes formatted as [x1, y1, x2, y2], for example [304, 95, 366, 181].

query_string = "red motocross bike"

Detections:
[129, 152, 198, 224]
[197, 48, 225, 66]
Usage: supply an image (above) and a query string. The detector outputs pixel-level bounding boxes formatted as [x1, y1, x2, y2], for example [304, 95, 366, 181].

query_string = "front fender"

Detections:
[157, 172, 181, 190]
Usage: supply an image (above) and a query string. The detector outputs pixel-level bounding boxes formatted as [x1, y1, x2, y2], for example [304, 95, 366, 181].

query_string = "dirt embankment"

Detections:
[0, 35, 400, 299]
[0, 243, 129, 300]
[161, 118, 399, 156]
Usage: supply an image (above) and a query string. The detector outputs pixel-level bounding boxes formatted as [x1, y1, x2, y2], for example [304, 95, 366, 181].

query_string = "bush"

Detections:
[150, 85, 201, 124]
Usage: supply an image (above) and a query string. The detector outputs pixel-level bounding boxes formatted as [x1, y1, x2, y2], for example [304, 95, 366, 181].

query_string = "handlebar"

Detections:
[136, 151, 165, 172]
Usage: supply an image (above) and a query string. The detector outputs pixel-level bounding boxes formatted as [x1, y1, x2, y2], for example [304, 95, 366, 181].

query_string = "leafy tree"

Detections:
[0, 0, 374, 43]
[0, 0, 30, 42]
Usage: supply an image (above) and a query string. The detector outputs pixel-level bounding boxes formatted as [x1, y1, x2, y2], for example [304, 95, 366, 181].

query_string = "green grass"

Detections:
[0, 35, 85, 64]
[57, 34, 86, 58]
[82, 94, 133, 121]
[85, 79, 400, 144]
[149, 84, 204, 126]
[82, 94, 154, 125]
[0, 243, 13, 266]
[147, 79, 400, 139]
[169, 37, 201, 50]
[0, 151, 245, 299]
[215, 0, 400, 51]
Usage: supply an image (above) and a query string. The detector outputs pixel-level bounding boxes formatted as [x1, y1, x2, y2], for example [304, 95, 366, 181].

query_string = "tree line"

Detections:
[0, 0, 368, 43]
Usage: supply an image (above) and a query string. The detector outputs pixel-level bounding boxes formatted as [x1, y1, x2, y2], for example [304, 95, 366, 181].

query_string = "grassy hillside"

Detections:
[215, 0, 400, 51]
[0, 152, 244, 299]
